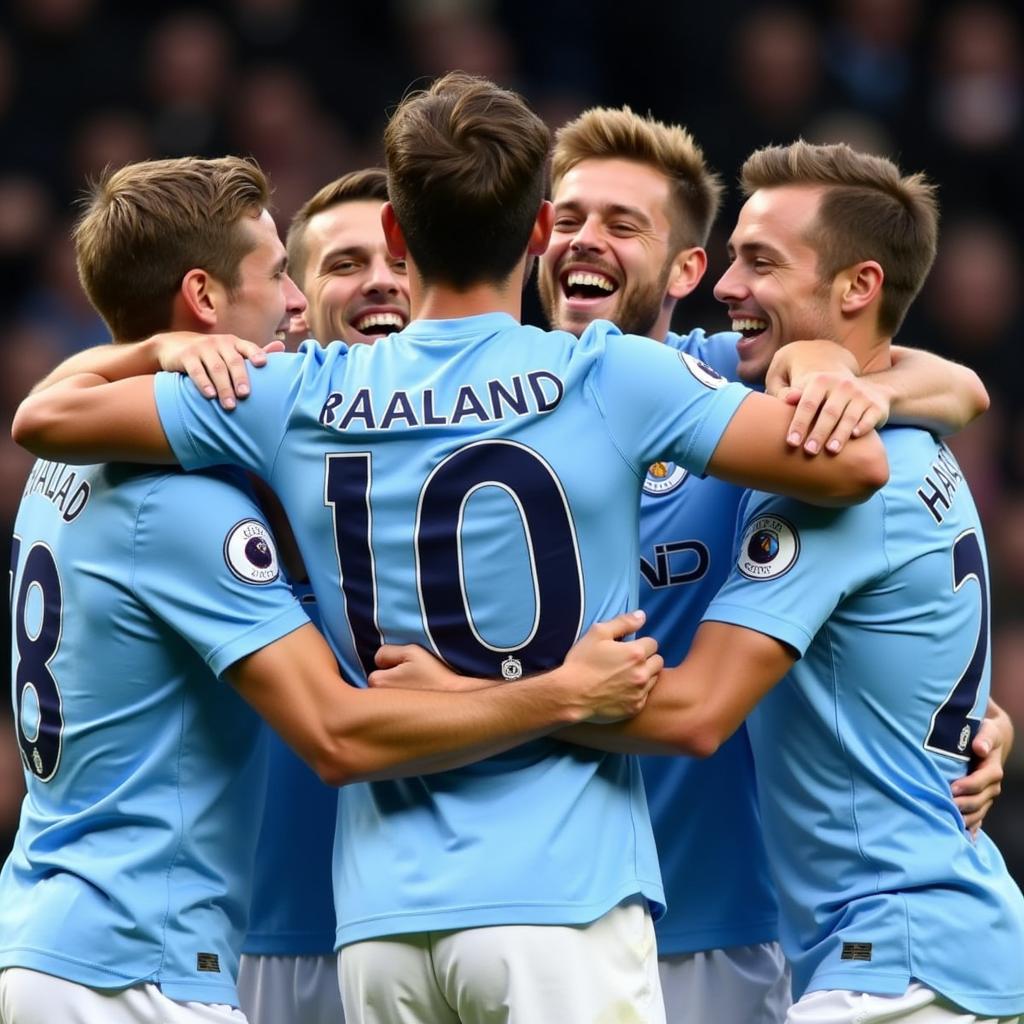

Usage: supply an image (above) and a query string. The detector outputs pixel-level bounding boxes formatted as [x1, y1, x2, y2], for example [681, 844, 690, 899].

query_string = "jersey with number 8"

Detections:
[154, 313, 752, 947]
[703, 427, 1024, 1019]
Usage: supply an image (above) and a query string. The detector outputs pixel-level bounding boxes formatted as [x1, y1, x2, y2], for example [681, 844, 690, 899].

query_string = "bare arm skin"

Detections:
[707, 390, 889, 507]
[28, 333, 283, 408]
[227, 612, 662, 786]
[556, 621, 797, 757]
[767, 341, 990, 456]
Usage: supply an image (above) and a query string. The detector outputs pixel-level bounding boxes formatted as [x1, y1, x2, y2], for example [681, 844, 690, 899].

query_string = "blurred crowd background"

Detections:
[1, 0, 1022, 879]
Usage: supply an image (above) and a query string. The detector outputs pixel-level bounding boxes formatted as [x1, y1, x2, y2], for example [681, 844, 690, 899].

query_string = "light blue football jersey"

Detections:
[154, 313, 752, 947]
[243, 585, 338, 957]
[703, 427, 1024, 1016]
[640, 329, 778, 955]
[0, 461, 310, 1005]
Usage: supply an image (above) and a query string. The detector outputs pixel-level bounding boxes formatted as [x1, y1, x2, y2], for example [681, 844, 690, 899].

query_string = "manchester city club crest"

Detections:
[224, 519, 280, 585]
[643, 461, 689, 496]
[737, 513, 799, 580]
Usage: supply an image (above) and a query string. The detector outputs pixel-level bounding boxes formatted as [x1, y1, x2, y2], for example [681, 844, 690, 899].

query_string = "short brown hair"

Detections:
[286, 168, 389, 289]
[74, 156, 269, 341]
[383, 72, 550, 289]
[552, 107, 723, 250]
[740, 141, 938, 334]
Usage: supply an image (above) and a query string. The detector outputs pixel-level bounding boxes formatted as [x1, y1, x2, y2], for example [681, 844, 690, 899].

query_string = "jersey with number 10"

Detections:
[704, 427, 1024, 1017]
[154, 313, 751, 947]
[0, 462, 310, 1005]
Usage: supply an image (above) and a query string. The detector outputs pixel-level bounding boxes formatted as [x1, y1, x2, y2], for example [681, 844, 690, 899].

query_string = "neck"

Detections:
[837, 319, 893, 374]
[650, 299, 676, 343]
[407, 261, 527, 323]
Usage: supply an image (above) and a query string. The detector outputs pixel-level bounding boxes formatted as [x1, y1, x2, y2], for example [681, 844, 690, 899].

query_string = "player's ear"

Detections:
[836, 260, 883, 318]
[381, 202, 408, 259]
[177, 268, 219, 328]
[527, 201, 555, 256]
[666, 246, 707, 301]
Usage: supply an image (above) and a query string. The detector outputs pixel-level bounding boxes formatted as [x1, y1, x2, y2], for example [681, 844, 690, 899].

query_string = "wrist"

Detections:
[540, 664, 591, 725]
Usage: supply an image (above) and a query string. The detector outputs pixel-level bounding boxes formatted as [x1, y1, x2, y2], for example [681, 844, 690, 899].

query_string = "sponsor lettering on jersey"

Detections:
[916, 444, 965, 525]
[737, 514, 799, 580]
[317, 371, 564, 431]
[223, 519, 280, 585]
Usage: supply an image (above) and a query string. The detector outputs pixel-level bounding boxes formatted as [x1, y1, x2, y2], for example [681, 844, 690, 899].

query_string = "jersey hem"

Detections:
[241, 933, 337, 957]
[335, 882, 664, 948]
[654, 916, 779, 956]
[0, 949, 239, 1005]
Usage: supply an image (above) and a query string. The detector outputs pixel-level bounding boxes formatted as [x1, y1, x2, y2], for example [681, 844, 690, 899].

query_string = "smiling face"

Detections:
[298, 199, 410, 346]
[219, 209, 306, 345]
[538, 158, 679, 340]
[714, 185, 837, 384]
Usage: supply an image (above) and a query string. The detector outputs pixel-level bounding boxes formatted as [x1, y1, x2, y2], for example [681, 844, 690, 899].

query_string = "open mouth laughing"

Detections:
[351, 309, 408, 340]
[560, 266, 619, 306]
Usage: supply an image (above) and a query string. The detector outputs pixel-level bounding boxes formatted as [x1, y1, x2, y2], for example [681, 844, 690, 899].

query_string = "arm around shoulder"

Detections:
[13, 374, 175, 464]
[708, 390, 888, 506]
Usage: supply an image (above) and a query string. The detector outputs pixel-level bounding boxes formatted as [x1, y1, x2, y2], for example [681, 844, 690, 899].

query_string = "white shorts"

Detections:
[786, 981, 1022, 1024]
[659, 941, 791, 1023]
[238, 953, 344, 1024]
[0, 967, 248, 1024]
[339, 897, 665, 1024]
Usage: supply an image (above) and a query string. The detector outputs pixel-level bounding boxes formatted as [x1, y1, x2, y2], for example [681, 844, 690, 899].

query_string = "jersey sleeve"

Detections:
[701, 491, 889, 655]
[153, 351, 305, 479]
[664, 328, 742, 381]
[588, 325, 751, 476]
[131, 470, 311, 677]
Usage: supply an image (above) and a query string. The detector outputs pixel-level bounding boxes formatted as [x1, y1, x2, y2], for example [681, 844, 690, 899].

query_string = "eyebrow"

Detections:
[318, 245, 369, 270]
[553, 199, 653, 226]
[729, 240, 787, 261]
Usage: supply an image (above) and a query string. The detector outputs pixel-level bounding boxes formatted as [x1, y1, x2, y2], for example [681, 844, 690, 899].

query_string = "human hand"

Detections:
[368, 645, 485, 692]
[767, 340, 890, 455]
[561, 610, 662, 723]
[952, 700, 1014, 836]
[152, 331, 285, 410]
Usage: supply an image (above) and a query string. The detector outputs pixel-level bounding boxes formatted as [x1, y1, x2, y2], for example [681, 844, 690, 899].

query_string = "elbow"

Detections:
[666, 714, 728, 759]
[308, 735, 361, 788]
[827, 436, 889, 505]
[853, 441, 890, 501]
[967, 371, 991, 422]
[11, 399, 48, 454]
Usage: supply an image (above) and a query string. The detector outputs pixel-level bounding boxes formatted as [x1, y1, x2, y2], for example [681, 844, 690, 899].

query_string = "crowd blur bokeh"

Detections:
[1, 0, 1022, 878]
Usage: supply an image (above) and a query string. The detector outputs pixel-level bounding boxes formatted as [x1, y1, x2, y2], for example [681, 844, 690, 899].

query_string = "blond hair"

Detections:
[74, 156, 269, 341]
[552, 106, 723, 249]
[741, 140, 938, 334]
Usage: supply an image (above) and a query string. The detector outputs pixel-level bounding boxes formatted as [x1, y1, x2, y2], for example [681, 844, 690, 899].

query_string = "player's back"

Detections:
[712, 428, 1024, 1015]
[0, 460, 282, 1005]
[154, 312, 751, 945]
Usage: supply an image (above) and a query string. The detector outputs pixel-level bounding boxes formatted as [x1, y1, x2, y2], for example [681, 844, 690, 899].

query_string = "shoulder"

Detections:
[664, 329, 741, 380]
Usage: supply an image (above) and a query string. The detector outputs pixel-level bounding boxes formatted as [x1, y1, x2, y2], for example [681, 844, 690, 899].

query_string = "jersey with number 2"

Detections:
[703, 427, 1024, 1018]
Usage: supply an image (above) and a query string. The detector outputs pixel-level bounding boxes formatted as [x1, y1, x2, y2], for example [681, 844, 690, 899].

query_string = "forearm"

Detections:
[29, 338, 163, 394]
[12, 374, 174, 464]
[556, 622, 795, 758]
[329, 672, 594, 783]
[878, 347, 989, 435]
